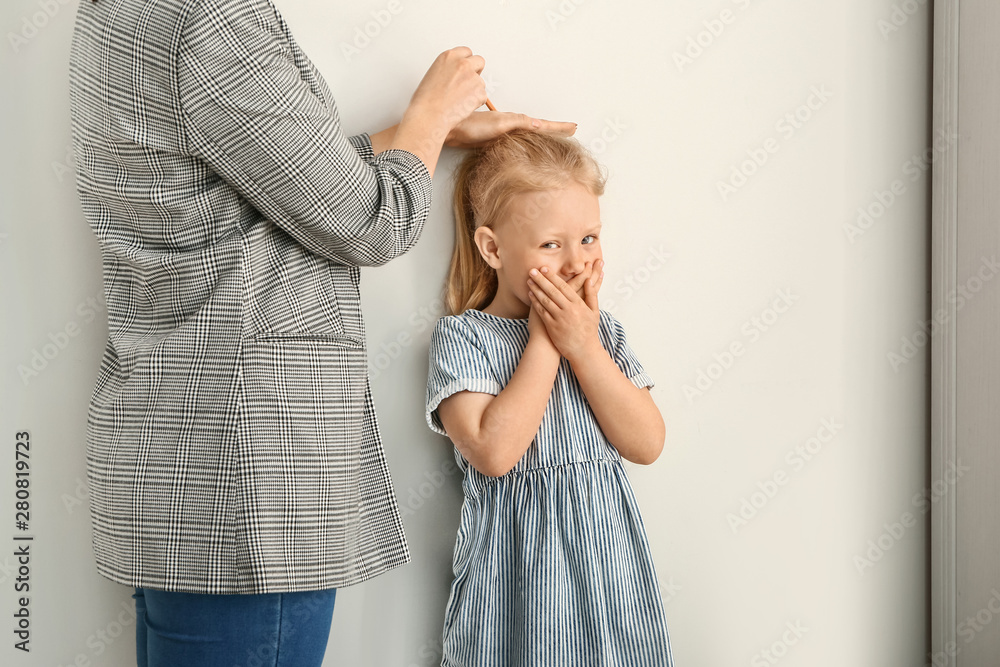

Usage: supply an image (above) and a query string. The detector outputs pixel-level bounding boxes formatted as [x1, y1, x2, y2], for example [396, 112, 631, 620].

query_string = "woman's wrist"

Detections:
[386, 106, 453, 176]
[368, 125, 398, 155]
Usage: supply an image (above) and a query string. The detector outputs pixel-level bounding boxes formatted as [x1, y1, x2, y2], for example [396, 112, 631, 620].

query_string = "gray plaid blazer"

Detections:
[69, 0, 432, 593]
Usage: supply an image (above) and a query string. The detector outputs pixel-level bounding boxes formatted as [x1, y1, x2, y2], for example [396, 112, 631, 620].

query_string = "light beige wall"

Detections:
[0, 1, 932, 665]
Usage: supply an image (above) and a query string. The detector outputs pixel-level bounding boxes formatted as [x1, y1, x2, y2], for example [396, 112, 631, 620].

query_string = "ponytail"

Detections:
[445, 153, 497, 315]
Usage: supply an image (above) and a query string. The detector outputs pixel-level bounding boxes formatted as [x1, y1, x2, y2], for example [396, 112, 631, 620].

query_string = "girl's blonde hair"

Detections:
[446, 129, 607, 316]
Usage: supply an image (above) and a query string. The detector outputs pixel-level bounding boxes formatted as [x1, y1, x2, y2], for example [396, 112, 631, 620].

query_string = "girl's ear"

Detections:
[474, 226, 503, 270]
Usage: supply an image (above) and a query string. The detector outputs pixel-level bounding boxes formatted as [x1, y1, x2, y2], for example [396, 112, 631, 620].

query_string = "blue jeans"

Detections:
[133, 586, 337, 667]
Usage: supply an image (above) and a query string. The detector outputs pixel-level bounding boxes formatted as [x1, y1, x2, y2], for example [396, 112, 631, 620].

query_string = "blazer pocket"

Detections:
[236, 335, 369, 531]
[251, 332, 365, 348]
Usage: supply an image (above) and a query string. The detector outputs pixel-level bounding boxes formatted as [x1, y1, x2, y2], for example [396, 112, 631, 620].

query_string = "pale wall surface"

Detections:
[0, 0, 931, 665]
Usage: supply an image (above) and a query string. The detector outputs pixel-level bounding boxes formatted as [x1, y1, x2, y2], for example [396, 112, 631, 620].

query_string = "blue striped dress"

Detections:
[425, 308, 675, 666]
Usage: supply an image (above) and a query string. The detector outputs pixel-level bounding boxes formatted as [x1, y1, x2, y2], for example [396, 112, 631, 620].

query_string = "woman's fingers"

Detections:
[498, 113, 576, 136]
[530, 118, 578, 136]
[441, 47, 483, 75]
[445, 112, 579, 148]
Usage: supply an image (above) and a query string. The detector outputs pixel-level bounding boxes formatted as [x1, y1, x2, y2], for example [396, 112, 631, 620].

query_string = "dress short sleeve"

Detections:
[600, 310, 655, 390]
[425, 315, 502, 437]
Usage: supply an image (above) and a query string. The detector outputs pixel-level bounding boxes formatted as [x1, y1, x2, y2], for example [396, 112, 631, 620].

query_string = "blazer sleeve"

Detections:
[347, 132, 375, 162]
[175, 0, 432, 267]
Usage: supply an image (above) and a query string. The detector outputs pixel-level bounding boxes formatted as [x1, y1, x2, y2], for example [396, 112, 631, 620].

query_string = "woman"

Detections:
[68, 0, 575, 664]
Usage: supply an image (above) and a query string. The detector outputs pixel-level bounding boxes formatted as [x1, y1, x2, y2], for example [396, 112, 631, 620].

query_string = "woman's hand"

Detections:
[527, 260, 604, 363]
[407, 47, 487, 131]
[388, 47, 487, 176]
[386, 47, 577, 176]
[445, 111, 577, 149]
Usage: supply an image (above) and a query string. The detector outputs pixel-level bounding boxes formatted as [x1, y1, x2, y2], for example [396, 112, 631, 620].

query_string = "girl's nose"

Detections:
[561, 252, 587, 280]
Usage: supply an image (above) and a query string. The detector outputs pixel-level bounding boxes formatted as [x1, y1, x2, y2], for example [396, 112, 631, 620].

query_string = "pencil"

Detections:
[485, 98, 498, 112]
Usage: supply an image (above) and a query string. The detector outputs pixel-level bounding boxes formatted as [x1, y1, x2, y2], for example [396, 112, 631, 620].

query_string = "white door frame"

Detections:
[931, 0, 959, 659]
[932, 0, 1000, 663]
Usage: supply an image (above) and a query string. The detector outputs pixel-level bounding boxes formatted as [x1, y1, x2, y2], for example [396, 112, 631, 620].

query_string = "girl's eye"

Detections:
[541, 242, 557, 249]
[582, 235, 597, 244]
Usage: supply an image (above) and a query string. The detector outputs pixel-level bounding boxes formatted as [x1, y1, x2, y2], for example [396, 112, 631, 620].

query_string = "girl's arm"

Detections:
[526, 263, 664, 465]
[567, 342, 665, 465]
[436, 334, 561, 477]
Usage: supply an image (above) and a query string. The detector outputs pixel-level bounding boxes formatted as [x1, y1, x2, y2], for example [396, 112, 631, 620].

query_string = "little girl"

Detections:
[424, 129, 675, 666]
